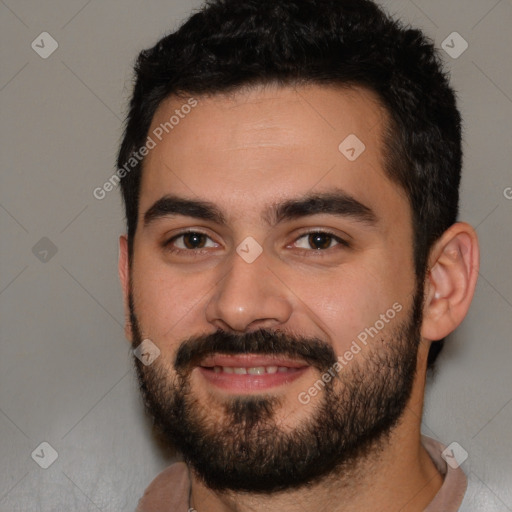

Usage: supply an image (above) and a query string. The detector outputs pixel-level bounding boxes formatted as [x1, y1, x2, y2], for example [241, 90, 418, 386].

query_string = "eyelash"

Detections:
[162, 229, 350, 256]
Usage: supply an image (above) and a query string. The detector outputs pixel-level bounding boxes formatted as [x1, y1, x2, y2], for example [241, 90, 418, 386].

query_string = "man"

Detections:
[116, 0, 480, 510]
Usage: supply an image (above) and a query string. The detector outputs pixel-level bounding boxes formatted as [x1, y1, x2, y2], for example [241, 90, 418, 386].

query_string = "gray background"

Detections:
[0, 0, 511, 510]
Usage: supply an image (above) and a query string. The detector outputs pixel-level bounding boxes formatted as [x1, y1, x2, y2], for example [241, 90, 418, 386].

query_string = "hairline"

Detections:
[131, 80, 416, 260]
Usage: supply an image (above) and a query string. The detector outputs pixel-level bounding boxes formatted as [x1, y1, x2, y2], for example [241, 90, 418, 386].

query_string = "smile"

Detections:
[197, 354, 309, 392]
[211, 365, 297, 374]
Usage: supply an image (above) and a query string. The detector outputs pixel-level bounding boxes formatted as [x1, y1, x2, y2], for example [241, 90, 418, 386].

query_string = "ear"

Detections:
[421, 222, 480, 341]
[118, 235, 133, 343]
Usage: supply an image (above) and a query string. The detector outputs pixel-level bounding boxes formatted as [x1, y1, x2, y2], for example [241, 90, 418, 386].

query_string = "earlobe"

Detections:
[421, 222, 480, 341]
[118, 235, 133, 342]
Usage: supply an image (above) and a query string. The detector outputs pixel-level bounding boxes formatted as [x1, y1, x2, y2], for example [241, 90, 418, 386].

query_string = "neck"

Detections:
[189, 363, 442, 512]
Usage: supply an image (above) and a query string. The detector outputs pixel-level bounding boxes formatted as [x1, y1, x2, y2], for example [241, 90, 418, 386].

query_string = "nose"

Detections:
[205, 248, 293, 333]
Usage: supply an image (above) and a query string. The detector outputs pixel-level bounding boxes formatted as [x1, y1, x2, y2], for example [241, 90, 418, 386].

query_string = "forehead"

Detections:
[139, 84, 409, 228]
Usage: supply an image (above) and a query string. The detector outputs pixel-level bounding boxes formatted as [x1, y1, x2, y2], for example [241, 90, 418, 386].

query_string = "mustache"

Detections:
[174, 328, 338, 374]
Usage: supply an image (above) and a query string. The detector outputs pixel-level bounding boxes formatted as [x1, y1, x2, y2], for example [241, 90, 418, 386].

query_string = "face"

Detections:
[123, 84, 423, 491]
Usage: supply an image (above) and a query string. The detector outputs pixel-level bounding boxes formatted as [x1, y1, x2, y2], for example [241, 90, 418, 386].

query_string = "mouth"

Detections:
[196, 354, 310, 393]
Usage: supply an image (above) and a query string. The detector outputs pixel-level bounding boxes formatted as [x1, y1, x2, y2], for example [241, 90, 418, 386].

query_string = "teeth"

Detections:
[212, 366, 292, 374]
[247, 367, 266, 375]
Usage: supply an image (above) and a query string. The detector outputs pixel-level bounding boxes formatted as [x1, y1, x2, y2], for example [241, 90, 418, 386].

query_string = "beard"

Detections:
[130, 287, 423, 494]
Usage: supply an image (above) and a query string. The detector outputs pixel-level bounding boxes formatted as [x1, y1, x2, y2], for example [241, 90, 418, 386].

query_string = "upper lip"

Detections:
[199, 354, 309, 368]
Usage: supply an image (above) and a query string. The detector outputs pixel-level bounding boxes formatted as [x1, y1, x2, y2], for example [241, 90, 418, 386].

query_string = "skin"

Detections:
[118, 84, 480, 511]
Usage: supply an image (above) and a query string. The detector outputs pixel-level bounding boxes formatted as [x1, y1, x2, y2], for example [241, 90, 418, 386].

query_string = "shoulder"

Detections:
[421, 435, 467, 512]
[136, 462, 190, 512]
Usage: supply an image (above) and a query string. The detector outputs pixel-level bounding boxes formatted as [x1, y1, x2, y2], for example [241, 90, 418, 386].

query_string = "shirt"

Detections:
[136, 436, 470, 511]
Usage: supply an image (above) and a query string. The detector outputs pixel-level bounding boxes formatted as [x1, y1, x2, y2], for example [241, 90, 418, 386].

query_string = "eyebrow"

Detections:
[143, 189, 377, 228]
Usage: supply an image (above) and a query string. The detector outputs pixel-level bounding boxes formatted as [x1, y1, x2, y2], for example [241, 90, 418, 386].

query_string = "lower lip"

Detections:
[197, 366, 309, 392]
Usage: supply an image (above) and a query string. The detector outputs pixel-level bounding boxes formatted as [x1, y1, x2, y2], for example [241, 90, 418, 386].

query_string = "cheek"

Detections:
[293, 257, 413, 354]
[131, 253, 209, 344]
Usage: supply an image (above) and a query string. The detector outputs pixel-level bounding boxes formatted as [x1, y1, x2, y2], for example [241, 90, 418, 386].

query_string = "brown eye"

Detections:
[294, 231, 349, 251]
[164, 231, 218, 253]
[308, 233, 334, 250]
[181, 232, 208, 249]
